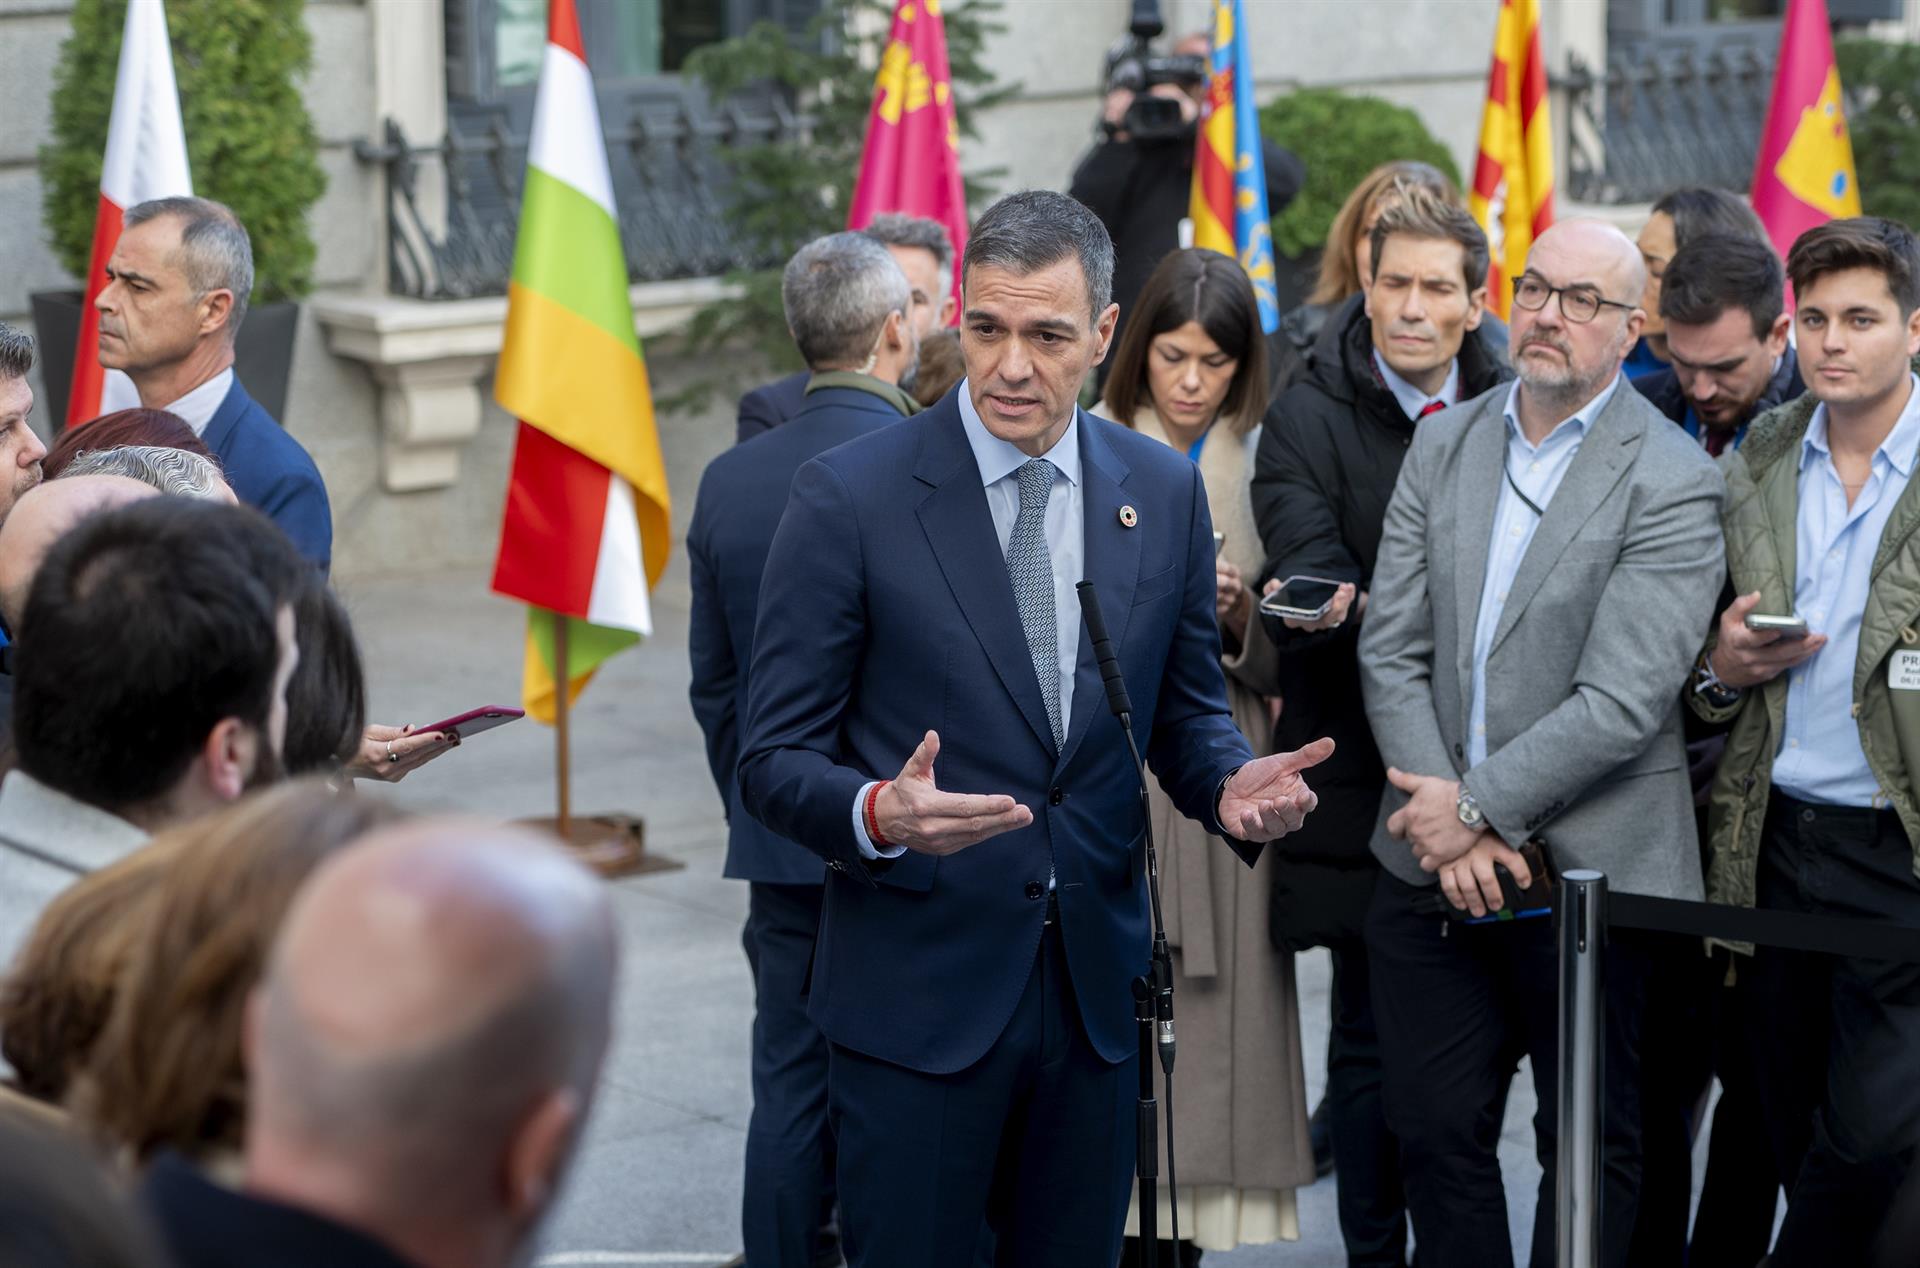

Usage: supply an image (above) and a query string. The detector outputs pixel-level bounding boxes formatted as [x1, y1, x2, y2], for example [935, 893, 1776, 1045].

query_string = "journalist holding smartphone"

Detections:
[1686, 217, 1920, 1267]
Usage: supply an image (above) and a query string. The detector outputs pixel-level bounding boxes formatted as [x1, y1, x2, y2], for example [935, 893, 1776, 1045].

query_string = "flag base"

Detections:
[518, 812, 682, 880]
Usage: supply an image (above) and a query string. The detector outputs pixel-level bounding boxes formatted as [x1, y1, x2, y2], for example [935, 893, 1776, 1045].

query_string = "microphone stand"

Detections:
[1077, 581, 1180, 1268]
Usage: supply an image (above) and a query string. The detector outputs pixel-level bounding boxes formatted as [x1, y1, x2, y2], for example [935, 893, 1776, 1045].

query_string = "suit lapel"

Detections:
[1057, 415, 1139, 772]
[1488, 389, 1640, 655]
[1452, 403, 1506, 703]
[199, 375, 248, 458]
[913, 403, 1059, 754]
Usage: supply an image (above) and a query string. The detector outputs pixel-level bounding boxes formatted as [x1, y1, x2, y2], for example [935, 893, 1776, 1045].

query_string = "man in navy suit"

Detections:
[688, 231, 922, 1268]
[738, 191, 1334, 1266]
[95, 197, 332, 570]
[735, 214, 958, 445]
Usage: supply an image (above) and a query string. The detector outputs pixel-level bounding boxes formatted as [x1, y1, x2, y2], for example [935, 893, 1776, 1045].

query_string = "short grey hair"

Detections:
[61, 445, 229, 501]
[781, 232, 912, 371]
[963, 190, 1115, 322]
[0, 322, 32, 381]
[125, 196, 255, 339]
[860, 214, 956, 301]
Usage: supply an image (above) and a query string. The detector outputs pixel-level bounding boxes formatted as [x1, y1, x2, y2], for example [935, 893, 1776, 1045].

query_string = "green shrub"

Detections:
[1259, 87, 1460, 258]
[1838, 38, 1920, 234]
[40, 0, 326, 302]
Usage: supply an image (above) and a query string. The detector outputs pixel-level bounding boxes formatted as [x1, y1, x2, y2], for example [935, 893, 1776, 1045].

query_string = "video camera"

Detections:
[1101, 0, 1208, 142]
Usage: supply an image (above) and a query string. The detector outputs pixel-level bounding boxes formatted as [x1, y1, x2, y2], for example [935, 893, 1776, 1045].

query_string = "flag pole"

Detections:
[553, 609, 572, 840]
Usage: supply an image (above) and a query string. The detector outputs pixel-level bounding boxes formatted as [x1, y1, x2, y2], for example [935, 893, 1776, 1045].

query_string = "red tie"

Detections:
[1703, 427, 1731, 457]
[1419, 400, 1446, 418]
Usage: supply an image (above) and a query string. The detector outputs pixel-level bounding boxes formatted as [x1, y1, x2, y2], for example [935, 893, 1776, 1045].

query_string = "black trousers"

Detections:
[1627, 936, 1779, 1268]
[742, 882, 836, 1268]
[1744, 794, 1920, 1268]
[1326, 939, 1411, 1268]
[827, 904, 1134, 1268]
[1366, 870, 1653, 1268]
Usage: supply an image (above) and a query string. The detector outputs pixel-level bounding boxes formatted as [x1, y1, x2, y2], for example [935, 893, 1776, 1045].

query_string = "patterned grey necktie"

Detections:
[1008, 458, 1063, 748]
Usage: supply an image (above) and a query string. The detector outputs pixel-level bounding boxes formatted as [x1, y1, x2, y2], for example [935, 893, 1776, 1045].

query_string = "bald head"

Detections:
[1509, 219, 1649, 420]
[1532, 219, 1647, 304]
[246, 821, 618, 1263]
[0, 475, 157, 631]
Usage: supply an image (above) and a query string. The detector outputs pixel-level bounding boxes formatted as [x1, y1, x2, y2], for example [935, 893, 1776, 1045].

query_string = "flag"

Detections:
[489, 0, 670, 723]
[847, 0, 968, 312]
[1469, 0, 1554, 321]
[1187, 0, 1280, 333]
[68, 0, 192, 427]
[1751, 0, 1861, 264]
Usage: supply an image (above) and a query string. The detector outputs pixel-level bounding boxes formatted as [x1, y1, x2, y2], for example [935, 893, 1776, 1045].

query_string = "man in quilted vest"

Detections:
[1687, 216, 1920, 1266]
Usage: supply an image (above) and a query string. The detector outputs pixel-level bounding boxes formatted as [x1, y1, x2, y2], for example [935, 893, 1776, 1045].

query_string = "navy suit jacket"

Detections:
[204, 378, 332, 571]
[735, 370, 810, 445]
[688, 385, 910, 885]
[738, 392, 1256, 1074]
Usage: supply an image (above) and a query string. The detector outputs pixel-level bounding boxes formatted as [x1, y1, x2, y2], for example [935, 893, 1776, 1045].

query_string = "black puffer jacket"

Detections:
[1250, 295, 1513, 950]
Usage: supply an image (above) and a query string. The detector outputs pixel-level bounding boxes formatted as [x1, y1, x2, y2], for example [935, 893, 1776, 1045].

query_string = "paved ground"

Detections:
[347, 560, 1715, 1266]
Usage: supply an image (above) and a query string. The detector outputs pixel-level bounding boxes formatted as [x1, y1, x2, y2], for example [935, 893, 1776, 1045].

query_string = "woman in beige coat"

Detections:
[1102, 249, 1315, 1264]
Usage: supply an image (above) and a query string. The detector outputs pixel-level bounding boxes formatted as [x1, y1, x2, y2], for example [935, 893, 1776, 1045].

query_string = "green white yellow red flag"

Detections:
[489, 0, 670, 723]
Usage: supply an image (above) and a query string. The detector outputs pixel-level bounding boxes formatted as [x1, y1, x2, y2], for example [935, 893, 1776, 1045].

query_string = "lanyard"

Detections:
[1503, 451, 1546, 518]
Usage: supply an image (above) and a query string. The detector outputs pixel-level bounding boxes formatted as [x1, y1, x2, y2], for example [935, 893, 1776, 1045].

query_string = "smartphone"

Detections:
[1212, 530, 1226, 557]
[1258, 575, 1345, 622]
[416, 705, 526, 740]
[1744, 613, 1809, 640]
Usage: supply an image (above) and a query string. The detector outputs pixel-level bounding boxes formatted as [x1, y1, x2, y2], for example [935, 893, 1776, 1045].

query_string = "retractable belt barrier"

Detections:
[1604, 890, 1920, 962]
[1554, 872, 1920, 1268]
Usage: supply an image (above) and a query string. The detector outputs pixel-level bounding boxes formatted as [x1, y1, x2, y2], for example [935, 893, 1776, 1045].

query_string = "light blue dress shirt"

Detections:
[1467, 376, 1623, 766]
[1772, 374, 1920, 807]
[854, 383, 1086, 858]
[1373, 349, 1460, 422]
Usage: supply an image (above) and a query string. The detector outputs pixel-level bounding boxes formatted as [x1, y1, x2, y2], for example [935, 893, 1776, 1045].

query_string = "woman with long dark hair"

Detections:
[1101, 248, 1313, 1264]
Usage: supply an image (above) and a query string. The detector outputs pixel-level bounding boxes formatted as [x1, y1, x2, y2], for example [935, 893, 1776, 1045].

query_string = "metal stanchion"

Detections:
[1557, 870, 1607, 1268]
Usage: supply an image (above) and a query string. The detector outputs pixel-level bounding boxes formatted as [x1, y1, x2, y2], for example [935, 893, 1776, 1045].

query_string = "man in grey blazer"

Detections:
[1357, 220, 1726, 1268]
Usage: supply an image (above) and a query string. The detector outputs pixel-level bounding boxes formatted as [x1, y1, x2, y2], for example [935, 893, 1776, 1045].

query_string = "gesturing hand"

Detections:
[1709, 591, 1826, 689]
[1218, 737, 1336, 842]
[1437, 836, 1535, 918]
[873, 731, 1034, 856]
[1384, 767, 1482, 870]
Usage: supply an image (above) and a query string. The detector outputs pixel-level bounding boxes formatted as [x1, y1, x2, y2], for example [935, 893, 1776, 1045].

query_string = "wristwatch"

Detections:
[1456, 785, 1485, 830]
[1692, 649, 1744, 710]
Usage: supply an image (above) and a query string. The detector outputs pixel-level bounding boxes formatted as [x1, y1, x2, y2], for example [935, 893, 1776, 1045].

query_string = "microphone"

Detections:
[1076, 580, 1174, 1072]
[1076, 581, 1132, 721]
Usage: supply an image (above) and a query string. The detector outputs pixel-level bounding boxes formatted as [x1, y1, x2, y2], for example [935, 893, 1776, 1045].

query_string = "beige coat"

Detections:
[1130, 406, 1315, 1193]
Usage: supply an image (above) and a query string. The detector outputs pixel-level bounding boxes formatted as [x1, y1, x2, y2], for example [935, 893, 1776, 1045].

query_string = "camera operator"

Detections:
[1069, 28, 1303, 368]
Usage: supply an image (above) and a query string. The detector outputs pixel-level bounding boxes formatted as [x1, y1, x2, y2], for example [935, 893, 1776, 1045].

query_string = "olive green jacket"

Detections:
[1692, 359, 1920, 929]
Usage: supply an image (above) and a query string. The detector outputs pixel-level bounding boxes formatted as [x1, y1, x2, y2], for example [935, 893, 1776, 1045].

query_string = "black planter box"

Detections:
[27, 289, 299, 428]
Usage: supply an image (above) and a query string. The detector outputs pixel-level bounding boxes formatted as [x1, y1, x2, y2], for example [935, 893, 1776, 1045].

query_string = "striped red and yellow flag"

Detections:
[1187, 0, 1280, 332]
[489, 0, 670, 723]
[1469, 0, 1554, 320]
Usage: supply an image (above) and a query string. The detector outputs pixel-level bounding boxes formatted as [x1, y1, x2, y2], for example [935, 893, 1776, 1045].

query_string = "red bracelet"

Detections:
[864, 780, 892, 848]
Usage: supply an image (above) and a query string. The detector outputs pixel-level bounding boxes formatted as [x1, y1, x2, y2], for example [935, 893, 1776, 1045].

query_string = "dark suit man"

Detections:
[94, 197, 332, 570]
[738, 191, 1332, 1267]
[736, 215, 958, 446]
[688, 231, 923, 1268]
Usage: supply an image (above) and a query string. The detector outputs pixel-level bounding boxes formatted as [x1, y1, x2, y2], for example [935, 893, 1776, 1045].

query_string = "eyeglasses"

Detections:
[1511, 275, 1637, 325]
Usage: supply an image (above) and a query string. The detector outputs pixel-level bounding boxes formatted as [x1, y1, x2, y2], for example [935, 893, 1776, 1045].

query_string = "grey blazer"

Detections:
[1358, 377, 1726, 899]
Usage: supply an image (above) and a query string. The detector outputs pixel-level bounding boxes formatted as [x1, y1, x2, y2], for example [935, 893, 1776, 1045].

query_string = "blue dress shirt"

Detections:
[1373, 349, 1461, 421]
[1467, 377, 1624, 766]
[854, 382, 1086, 857]
[1772, 374, 1920, 807]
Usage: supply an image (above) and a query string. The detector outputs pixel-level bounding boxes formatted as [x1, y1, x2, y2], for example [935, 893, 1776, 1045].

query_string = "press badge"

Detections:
[1890, 650, 1920, 690]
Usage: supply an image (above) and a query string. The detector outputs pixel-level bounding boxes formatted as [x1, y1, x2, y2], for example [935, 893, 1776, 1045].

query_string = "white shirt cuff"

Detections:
[852, 780, 907, 860]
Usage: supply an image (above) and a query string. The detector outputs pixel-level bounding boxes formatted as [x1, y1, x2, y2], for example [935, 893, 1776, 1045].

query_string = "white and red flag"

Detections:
[67, 0, 193, 427]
